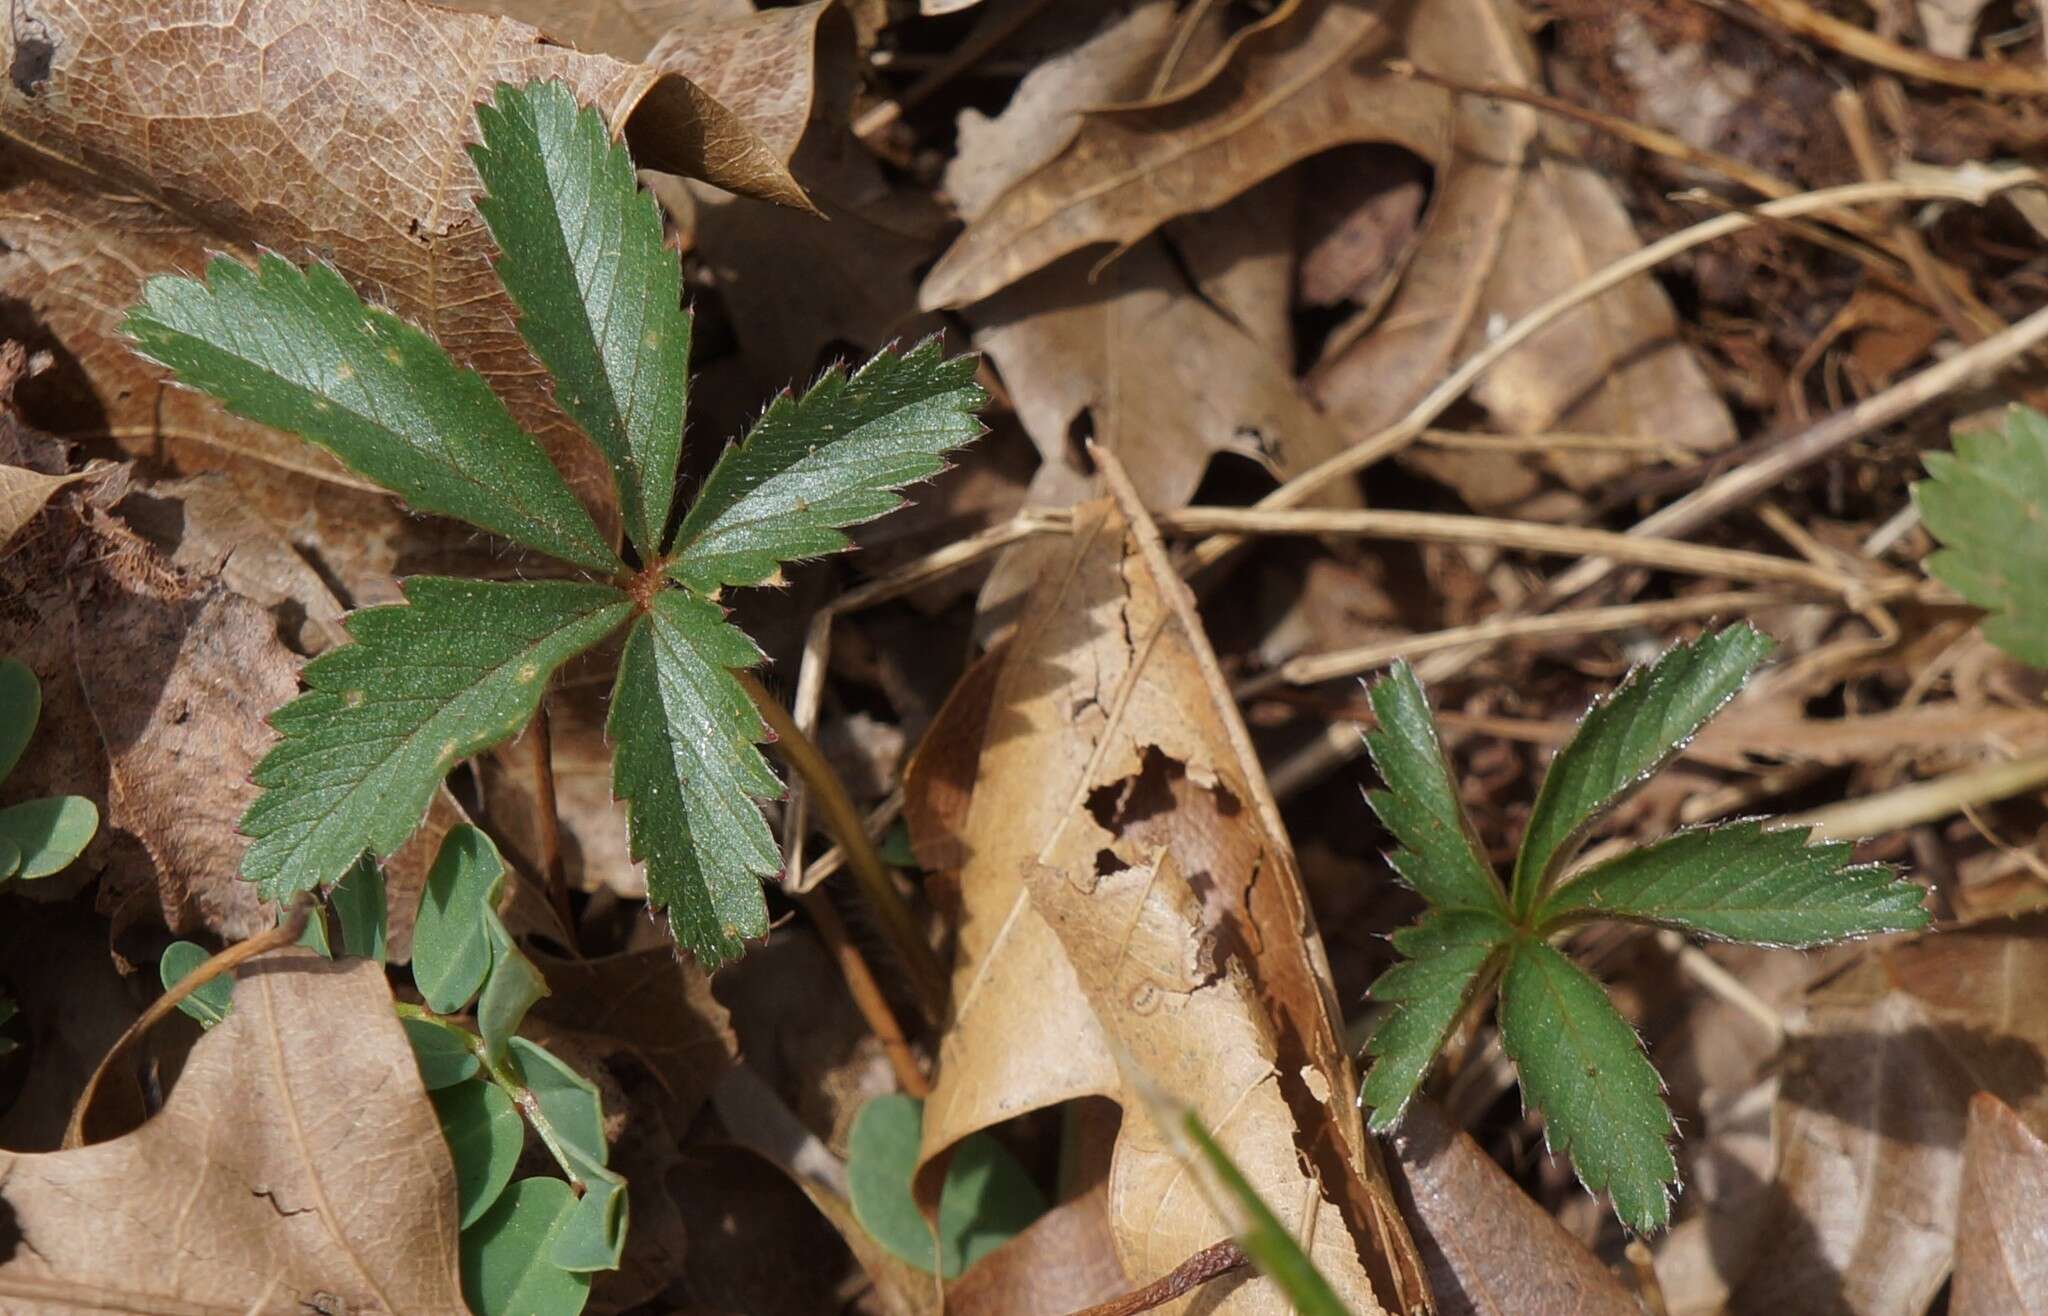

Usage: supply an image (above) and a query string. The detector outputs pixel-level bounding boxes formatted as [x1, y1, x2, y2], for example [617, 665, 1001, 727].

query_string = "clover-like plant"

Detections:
[1357, 624, 1930, 1232]
[0, 656, 99, 883]
[123, 81, 985, 966]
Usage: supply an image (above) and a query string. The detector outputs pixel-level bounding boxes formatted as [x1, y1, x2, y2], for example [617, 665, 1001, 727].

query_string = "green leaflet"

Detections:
[1498, 938, 1676, 1233]
[666, 339, 986, 593]
[0, 795, 99, 880]
[161, 941, 235, 1029]
[462, 1178, 591, 1316]
[1363, 661, 1504, 912]
[0, 656, 38, 780]
[845, 1093, 1047, 1278]
[329, 854, 388, 962]
[1510, 625, 1774, 915]
[433, 1078, 525, 1230]
[240, 579, 631, 900]
[472, 82, 689, 557]
[1360, 908, 1509, 1132]
[124, 255, 620, 575]
[509, 1036, 627, 1271]
[1538, 821, 1929, 946]
[608, 593, 781, 968]
[1914, 405, 2048, 667]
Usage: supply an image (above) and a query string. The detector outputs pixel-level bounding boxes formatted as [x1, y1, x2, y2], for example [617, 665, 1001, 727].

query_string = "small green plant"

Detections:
[165, 825, 621, 1315]
[0, 657, 99, 883]
[1912, 403, 2048, 669]
[1357, 624, 1930, 1232]
[845, 1092, 1046, 1277]
[122, 80, 985, 967]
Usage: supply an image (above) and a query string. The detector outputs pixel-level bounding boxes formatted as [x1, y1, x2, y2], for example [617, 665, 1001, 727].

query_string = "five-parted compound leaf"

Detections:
[1537, 821, 1929, 946]
[608, 592, 781, 967]
[240, 579, 631, 900]
[1914, 405, 2048, 667]
[1498, 938, 1676, 1233]
[666, 339, 986, 593]
[472, 82, 689, 557]
[124, 256, 621, 575]
[1511, 625, 1774, 914]
[1364, 661, 1504, 912]
[1361, 908, 1510, 1131]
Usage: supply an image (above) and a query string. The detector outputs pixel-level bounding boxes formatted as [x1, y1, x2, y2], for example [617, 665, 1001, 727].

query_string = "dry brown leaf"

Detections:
[1952, 1092, 2048, 1316]
[920, 0, 1443, 309]
[904, 496, 1424, 1314]
[1720, 917, 2048, 1314]
[0, 0, 806, 532]
[0, 952, 463, 1314]
[1313, 0, 1733, 482]
[948, 1182, 1131, 1314]
[436, 0, 703, 59]
[0, 460, 81, 549]
[1387, 1101, 1640, 1316]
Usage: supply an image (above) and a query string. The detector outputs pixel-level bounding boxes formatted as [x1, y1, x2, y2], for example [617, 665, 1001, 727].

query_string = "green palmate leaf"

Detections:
[666, 338, 986, 593]
[161, 941, 234, 1029]
[608, 592, 780, 967]
[1360, 908, 1511, 1131]
[403, 1015, 481, 1090]
[329, 854, 388, 962]
[1538, 821, 1929, 946]
[1511, 624, 1773, 916]
[1498, 938, 1676, 1233]
[1914, 405, 2048, 667]
[240, 579, 631, 900]
[1177, 1111, 1350, 1316]
[433, 1078, 525, 1230]
[0, 656, 38, 781]
[414, 825, 510, 1015]
[0, 795, 97, 879]
[462, 1177, 591, 1316]
[124, 255, 620, 575]
[472, 82, 689, 557]
[1363, 661, 1503, 912]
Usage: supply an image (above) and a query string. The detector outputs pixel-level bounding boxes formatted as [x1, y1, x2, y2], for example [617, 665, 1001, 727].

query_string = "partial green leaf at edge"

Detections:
[0, 656, 40, 782]
[1536, 821, 1930, 947]
[607, 598, 778, 969]
[403, 1016, 482, 1090]
[433, 1078, 525, 1230]
[1178, 1112, 1351, 1316]
[123, 255, 621, 576]
[328, 853, 388, 962]
[1363, 661, 1504, 913]
[161, 941, 234, 1029]
[845, 1093, 1046, 1279]
[239, 578, 631, 903]
[1511, 624, 1774, 917]
[0, 833, 18, 881]
[461, 1178, 591, 1316]
[1913, 405, 2048, 668]
[477, 917, 548, 1067]
[666, 338, 986, 593]
[1498, 938, 1676, 1234]
[414, 825, 510, 1015]
[1360, 908, 1510, 1133]
[471, 80, 690, 559]
[0, 796, 98, 879]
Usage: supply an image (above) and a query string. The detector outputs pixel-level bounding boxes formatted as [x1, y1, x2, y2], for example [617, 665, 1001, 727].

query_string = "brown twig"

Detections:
[799, 889, 929, 1097]
[1062, 1240, 1250, 1316]
[854, 0, 1061, 140]
[64, 901, 312, 1149]
[739, 670, 949, 1025]
[529, 696, 579, 955]
[1733, 0, 2048, 94]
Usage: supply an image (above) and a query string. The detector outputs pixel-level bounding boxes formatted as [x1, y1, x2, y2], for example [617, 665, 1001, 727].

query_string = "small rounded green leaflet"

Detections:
[413, 824, 506, 1014]
[403, 1015, 481, 1090]
[0, 657, 40, 781]
[461, 1177, 591, 1316]
[328, 853, 388, 962]
[0, 796, 98, 879]
[432, 1078, 524, 1229]
[508, 1036, 626, 1271]
[0, 834, 18, 882]
[160, 941, 234, 1028]
[846, 1093, 1047, 1278]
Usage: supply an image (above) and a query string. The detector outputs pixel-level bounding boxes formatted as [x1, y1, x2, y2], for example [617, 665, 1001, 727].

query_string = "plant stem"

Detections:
[738, 670, 948, 1025]
[529, 696, 579, 955]
[393, 1001, 591, 1192]
[800, 889, 930, 1097]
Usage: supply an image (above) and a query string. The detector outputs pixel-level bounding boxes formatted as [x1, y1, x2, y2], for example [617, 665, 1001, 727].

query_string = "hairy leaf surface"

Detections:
[240, 579, 631, 899]
[1914, 405, 2048, 667]
[1360, 908, 1510, 1131]
[1364, 661, 1503, 912]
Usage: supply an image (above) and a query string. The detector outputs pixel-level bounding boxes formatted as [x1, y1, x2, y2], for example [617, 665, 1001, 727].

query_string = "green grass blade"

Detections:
[1537, 821, 1929, 946]
[124, 255, 620, 574]
[607, 596, 780, 967]
[1178, 1111, 1353, 1316]
[1498, 938, 1676, 1233]
[1511, 624, 1773, 916]
[666, 338, 985, 593]
[1362, 661, 1505, 912]
[1913, 404, 2048, 667]
[1360, 908, 1509, 1131]
[240, 579, 631, 900]
[471, 82, 689, 558]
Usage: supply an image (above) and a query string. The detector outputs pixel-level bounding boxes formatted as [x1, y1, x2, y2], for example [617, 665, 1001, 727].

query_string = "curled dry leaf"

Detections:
[920, 0, 1444, 310]
[0, 0, 805, 531]
[1952, 1092, 2048, 1316]
[1719, 916, 2048, 1315]
[904, 497, 1426, 1314]
[0, 953, 464, 1314]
